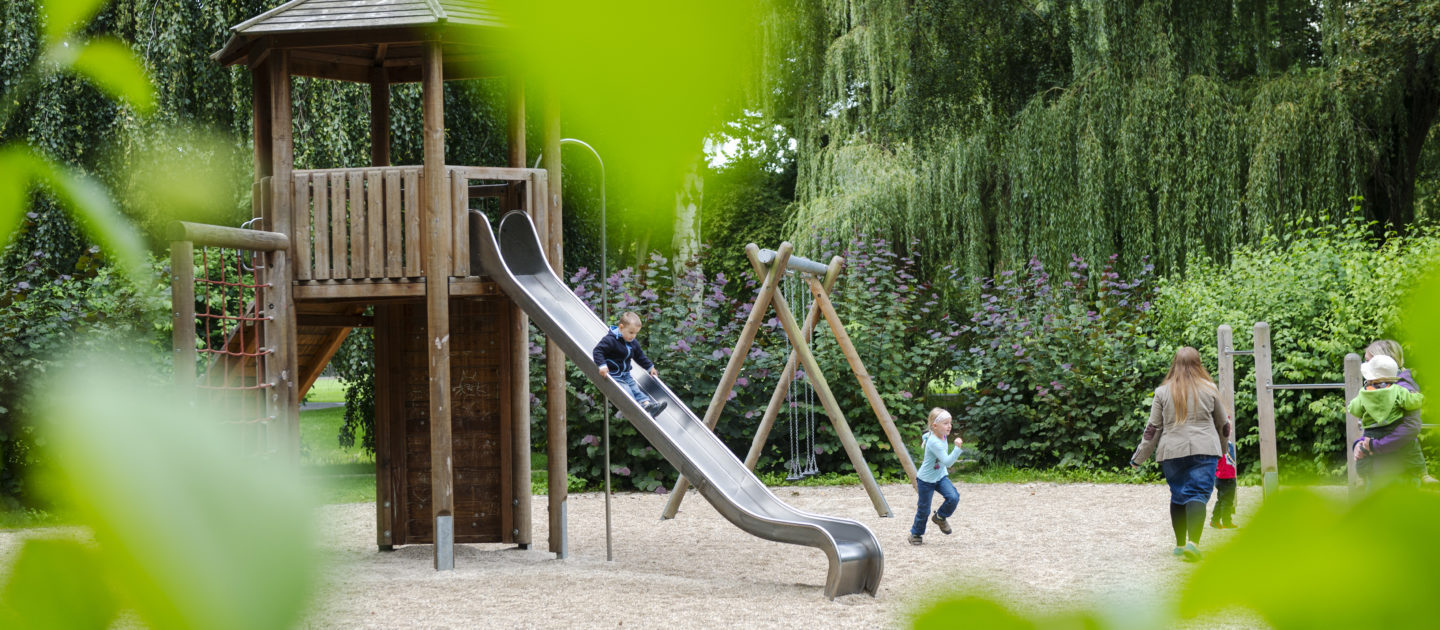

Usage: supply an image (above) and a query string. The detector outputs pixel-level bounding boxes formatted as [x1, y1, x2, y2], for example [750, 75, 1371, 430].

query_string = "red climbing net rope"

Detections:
[193, 245, 274, 441]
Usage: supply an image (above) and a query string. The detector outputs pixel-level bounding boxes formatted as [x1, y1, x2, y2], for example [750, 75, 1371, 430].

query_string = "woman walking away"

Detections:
[1131, 347, 1230, 562]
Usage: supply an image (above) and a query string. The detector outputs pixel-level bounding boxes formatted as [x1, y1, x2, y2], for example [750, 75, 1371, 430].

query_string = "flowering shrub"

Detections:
[532, 236, 961, 490]
[950, 256, 1164, 468]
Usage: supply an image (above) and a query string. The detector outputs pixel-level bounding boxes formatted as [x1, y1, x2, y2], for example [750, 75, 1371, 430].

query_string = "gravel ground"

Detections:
[290, 482, 1269, 629]
[2, 482, 1277, 628]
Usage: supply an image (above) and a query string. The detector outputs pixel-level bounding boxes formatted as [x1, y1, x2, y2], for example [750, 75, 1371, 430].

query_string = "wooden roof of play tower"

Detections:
[212, 0, 511, 82]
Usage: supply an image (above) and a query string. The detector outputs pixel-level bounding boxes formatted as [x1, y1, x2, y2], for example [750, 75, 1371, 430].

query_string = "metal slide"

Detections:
[470, 210, 883, 599]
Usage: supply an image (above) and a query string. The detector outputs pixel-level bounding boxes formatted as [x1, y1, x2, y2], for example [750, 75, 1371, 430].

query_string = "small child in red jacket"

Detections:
[1211, 437, 1238, 529]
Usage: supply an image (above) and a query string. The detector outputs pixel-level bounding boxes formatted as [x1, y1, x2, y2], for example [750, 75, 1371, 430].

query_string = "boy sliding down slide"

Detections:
[593, 311, 667, 417]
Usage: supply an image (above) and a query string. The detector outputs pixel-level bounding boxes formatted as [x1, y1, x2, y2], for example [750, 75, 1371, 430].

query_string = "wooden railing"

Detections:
[292, 166, 423, 281]
[289, 165, 546, 282]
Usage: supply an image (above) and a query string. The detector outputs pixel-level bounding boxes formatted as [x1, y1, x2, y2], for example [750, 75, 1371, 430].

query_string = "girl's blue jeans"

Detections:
[911, 476, 958, 535]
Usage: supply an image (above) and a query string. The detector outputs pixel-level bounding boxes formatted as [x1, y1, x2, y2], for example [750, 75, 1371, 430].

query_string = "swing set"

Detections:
[661, 242, 919, 519]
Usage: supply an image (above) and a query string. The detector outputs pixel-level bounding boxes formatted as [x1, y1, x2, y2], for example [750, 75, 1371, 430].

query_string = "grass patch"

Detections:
[300, 407, 373, 466]
[954, 464, 1156, 484]
[306, 474, 376, 505]
[305, 377, 348, 404]
[0, 507, 66, 530]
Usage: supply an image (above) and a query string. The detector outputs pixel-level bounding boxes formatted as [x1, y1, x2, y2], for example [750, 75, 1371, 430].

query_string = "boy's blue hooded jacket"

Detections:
[592, 326, 654, 375]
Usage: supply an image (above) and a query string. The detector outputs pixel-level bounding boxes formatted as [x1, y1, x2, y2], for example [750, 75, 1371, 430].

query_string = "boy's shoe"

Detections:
[1221, 521, 1238, 529]
[931, 513, 953, 535]
[1209, 519, 1222, 529]
[908, 534, 923, 546]
[644, 400, 667, 415]
[1182, 543, 1202, 562]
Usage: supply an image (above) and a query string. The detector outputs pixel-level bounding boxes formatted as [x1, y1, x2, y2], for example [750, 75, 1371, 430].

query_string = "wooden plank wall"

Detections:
[391, 297, 510, 545]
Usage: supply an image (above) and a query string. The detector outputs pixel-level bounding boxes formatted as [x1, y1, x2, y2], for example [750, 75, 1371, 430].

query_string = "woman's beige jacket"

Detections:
[1131, 383, 1229, 464]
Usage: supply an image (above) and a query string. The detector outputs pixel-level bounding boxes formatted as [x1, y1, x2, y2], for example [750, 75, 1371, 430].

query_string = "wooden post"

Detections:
[770, 260, 890, 517]
[506, 72, 531, 549]
[369, 66, 390, 167]
[507, 74, 526, 173]
[807, 269, 917, 489]
[370, 65, 393, 551]
[741, 260, 841, 472]
[541, 83, 567, 559]
[1343, 353, 1363, 492]
[374, 305, 396, 551]
[1253, 322, 1278, 497]
[266, 53, 300, 467]
[661, 243, 789, 519]
[1217, 325, 1236, 465]
[421, 40, 455, 571]
[171, 241, 195, 392]
[252, 60, 272, 184]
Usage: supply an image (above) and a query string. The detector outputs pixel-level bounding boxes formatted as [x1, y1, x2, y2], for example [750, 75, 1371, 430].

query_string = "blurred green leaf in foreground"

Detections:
[0, 354, 318, 629]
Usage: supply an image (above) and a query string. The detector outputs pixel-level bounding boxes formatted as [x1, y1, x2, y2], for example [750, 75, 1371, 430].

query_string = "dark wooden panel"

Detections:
[392, 297, 508, 545]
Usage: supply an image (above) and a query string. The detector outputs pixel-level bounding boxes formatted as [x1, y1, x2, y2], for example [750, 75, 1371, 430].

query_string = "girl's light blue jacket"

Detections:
[917, 432, 962, 483]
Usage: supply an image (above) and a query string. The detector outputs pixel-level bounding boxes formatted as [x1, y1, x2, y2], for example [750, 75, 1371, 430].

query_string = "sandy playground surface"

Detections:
[3, 483, 1275, 629]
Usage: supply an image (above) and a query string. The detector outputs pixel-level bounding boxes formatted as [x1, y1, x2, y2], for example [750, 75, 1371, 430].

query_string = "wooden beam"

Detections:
[1343, 353, 1362, 491]
[374, 305, 396, 550]
[740, 258, 841, 474]
[171, 241, 195, 392]
[662, 243, 789, 519]
[807, 268, 918, 489]
[1253, 322, 1278, 497]
[421, 39, 454, 572]
[267, 53, 301, 467]
[506, 75, 531, 550]
[296, 324, 354, 400]
[507, 72, 525, 171]
[370, 65, 391, 167]
[468, 183, 510, 198]
[542, 79, 566, 558]
[448, 166, 545, 182]
[771, 258, 890, 517]
[292, 278, 497, 300]
[169, 222, 289, 252]
[251, 64, 273, 183]
[297, 314, 375, 328]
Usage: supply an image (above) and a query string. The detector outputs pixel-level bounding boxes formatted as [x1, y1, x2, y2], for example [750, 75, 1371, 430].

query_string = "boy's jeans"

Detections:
[612, 371, 653, 406]
[911, 476, 959, 535]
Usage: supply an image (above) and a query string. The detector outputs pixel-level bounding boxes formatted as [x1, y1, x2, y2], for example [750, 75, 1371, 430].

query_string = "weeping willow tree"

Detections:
[762, 0, 1440, 278]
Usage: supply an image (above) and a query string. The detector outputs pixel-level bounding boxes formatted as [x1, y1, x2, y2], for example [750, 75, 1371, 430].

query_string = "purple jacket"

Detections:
[1367, 369, 1422, 454]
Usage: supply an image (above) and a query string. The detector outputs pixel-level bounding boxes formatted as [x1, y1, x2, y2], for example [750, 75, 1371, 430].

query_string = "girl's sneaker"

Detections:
[1172, 546, 1185, 558]
[1182, 543, 1202, 562]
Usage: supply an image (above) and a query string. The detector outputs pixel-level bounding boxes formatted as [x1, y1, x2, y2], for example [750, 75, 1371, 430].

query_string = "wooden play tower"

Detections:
[171, 0, 573, 570]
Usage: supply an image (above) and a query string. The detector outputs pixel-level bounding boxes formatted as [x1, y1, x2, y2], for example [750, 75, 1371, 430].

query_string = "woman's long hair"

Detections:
[1364, 339, 1403, 367]
[1163, 347, 1217, 424]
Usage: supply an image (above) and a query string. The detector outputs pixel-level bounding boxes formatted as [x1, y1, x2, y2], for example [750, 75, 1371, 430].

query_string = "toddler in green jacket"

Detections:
[1348, 355, 1424, 437]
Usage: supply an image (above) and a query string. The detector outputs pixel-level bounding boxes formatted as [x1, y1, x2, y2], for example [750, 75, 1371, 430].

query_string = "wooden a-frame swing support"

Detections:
[661, 242, 919, 519]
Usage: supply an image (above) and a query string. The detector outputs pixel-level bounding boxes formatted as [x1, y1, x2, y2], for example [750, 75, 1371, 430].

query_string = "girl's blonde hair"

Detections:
[925, 407, 951, 435]
[1364, 339, 1403, 367]
[1163, 347, 1217, 424]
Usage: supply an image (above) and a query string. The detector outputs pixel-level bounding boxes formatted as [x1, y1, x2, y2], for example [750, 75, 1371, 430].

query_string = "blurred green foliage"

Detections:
[913, 486, 1440, 630]
[0, 355, 317, 629]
